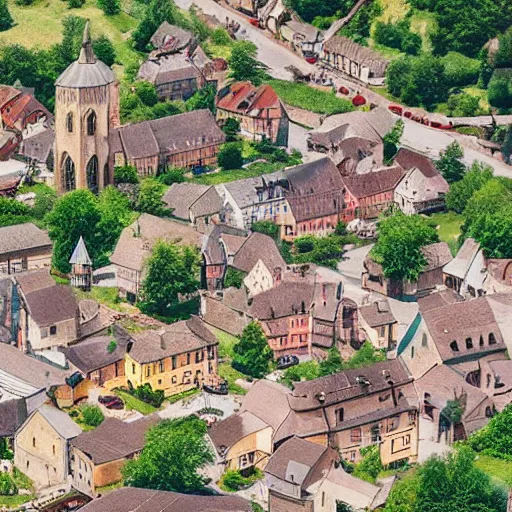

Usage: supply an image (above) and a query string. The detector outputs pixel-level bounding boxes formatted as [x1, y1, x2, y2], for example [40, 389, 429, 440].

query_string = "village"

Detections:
[0, 0, 511, 510]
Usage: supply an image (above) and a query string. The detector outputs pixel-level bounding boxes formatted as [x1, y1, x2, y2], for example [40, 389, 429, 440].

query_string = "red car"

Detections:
[305, 56, 318, 64]
[98, 395, 124, 409]
[388, 105, 403, 115]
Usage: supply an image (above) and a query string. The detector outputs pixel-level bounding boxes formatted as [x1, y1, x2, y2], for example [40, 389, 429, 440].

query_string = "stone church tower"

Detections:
[54, 21, 119, 194]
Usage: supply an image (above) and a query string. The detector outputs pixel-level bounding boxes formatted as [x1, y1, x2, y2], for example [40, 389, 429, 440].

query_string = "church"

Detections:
[53, 22, 224, 194]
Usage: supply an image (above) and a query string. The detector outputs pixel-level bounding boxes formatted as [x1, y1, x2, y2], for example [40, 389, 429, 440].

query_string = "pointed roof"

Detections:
[69, 236, 92, 265]
[56, 20, 115, 88]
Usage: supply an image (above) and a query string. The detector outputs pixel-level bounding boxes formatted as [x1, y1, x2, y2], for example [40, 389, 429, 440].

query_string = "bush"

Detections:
[224, 267, 245, 289]
[134, 81, 158, 107]
[210, 27, 233, 46]
[0, 473, 17, 496]
[440, 52, 480, 88]
[92, 35, 116, 67]
[158, 167, 186, 186]
[374, 21, 421, 55]
[0, 197, 30, 216]
[488, 69, 512, 110]
[115, 165, 140, 184]
[97, 0, 120, 15]
[446, 93, 485, 117]
[219, 468, 263, 492]
[218, 142, 243, 170]
[251, 220, 279, 238]
[81, 405, 104, 427]
[67, 0, 85, 8]
[132, 383, 165, 408]
[352, 445, 383, 483]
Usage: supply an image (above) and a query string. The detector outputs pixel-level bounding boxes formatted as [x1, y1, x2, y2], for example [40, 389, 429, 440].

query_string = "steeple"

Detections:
[78, 20, 96, 64]
[70, 236, 92, 266]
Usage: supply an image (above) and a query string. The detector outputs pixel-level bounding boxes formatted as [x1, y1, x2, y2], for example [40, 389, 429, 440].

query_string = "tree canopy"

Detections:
[371, 212, 439, 282]
[123, 417, 214, 493]
[139, 240, 200, 316]
[135, 177, 167, 217]
[435, 141, 466, 183]
[228, 41, 268, 86]
[233, 321, 273, 378]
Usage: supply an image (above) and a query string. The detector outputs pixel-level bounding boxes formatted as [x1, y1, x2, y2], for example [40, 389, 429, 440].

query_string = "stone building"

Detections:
[54, 22, 119, 194]
[14, 404, 82, 490]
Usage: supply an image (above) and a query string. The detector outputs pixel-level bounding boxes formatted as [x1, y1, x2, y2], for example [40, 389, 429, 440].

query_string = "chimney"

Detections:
[158, 328, 166, 350]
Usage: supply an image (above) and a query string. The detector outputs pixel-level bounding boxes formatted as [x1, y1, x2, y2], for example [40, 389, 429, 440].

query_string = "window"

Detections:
[52, 445, 55, 455]
[172, 356, 177, 370]
[450, 340, 459, 352]
[66, 112, 73, 133]
[186, 353, 191, 365]
[479, 335, 484, 347]
[466, 337, 473, 349]
[322, 492, 325, 507]
[171, 376, 177, 384]
[487, 374, 491, 388]
[63, 156, 76, 192]
[350, 451, 356, 462]
[132, 363, 136, 374]
[336, 408, 344, 424]
[387, 416, 400, 433]
[50, 325, 57, 336]
[103, 164, 109, 186]
[485, 406, 494, 418]
[350, 428, 362, 443]
[379, 326, 386, 338]
[371, 425, 381, 442]
[86, 155, 99, 194]
[422, 333, 428, 347]
[41, 328, 48, 338]
[411, 346, 414, 359]
[489, 333, 497, 345]
[159, 360, 164, 373]
[158, 379, 162, 385]
[146, 366, 151, 377]
[87, 111, 97, 136]
[32, 437, 36, 448]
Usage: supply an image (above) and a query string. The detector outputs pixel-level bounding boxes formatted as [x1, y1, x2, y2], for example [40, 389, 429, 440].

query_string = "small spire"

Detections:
[69, 236, 92, 265]
[78, 20, 96, 64]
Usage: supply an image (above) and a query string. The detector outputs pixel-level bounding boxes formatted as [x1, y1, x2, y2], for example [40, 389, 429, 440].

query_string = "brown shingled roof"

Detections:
[0, 223, 52, 256]
[232, 232, 286, 273]
[15, 269, 55, 295]
[342, 165, 405, 199]
[24, 285, 78, 327]
[359, 299, 396, 328]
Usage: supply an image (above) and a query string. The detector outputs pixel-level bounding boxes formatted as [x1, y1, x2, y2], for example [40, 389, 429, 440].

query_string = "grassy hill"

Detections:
[0, 0, 141, 78]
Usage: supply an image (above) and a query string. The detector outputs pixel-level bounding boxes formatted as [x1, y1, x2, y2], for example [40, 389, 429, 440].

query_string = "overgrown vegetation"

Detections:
[233, 322, 273, 378]
[219, 468, 264, 492]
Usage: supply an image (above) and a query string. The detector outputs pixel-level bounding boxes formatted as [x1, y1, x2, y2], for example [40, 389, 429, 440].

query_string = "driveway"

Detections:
[159, 391, 240, 420]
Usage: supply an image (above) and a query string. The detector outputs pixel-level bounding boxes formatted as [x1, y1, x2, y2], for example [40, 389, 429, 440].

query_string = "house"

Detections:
[414, 364, 496, 461]
[14, 404, 82, 489]
[124, 316, 218, 397]
[340, 165, 405, 222]
[0, 341, 72, 410]
[201, 287, 251, 335]
[0, 223, 52, 275]
[111, 213, 202, 303]
[163, 182, 223, 232]
[202, 224, 248, 291]
[280, 20, 324, 58]
[216, 82, 289, 146]
[265, 436, 388, 512]
[231, 231, 286, 296]
[0, 399, 27, 451]
[394, 148, 449, 215]
[362, 242, 453, 299]
[63, 327, 132, 401]
[483, 258, 512, 295]
[443, 238, 485, 298]
[400, 291, 508, 380]
[110, 109, 225, 176]
[77, 487, 252, 512]
[150, 22, 193, 52]
[311, 279, 344, 352]
[308, 108, 395, 171]
[321, 36, 390, 85]
[18, 124, 55, 171]
[249, 281, 315, 356]
[216, 171, 291, 233]
[70, 415, 159, 497]
[359, 299, 397, 350]
[138, 46, 213, 102]
[283, 157, 345, 240]
[16, 271, 80, 352]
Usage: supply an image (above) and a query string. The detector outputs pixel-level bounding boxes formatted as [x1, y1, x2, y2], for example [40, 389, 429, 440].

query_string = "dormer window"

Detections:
[465, 337, 473, 349]
[489, 333, 497, 345]
[450, 341, 459, 352]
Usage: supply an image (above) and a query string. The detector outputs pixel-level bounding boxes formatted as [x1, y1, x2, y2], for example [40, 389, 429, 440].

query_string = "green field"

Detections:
[0, 0, 141, 79]
[191, 161, 287, 185]
[114, 389, 158, 415]
[474, 455, 512, 488]
[208, 326, 239, 360]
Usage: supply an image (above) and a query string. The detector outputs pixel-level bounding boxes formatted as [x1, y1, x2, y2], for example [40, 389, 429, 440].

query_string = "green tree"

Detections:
[46, 190, 101, 273]
[134, 81, 158, 107]
[32, 186, 57, 220]
[222, 117, 240, 142]
[383, 471, 419, 512]
[440, 51, 481, 88]
[251, 220, 279, 238]
[415, 447, 507, 512]
[445, 161, 493, 213]
[97, 0, 120, 15]
[92, 35, 116, 66]
[371, 212, 439, 282]
[488, 69, 512, 110]
[218, 142, 243, 170]
[80, 405, 104, 427]
[228, 41, 268, 86]
[0, 473, 17, 496]
[139, 240, 200, 316]
[386, 57, 413, 99]
[158, 167, 186, 186]
[132, 0, 181, 51]
[135, 177, 166, 216]
[383, 119, 404, 164]
[233, 321, 273, 378]
[68, 0, 86, 9]
[186, 82, 216, 113]
[435, 141, 467, 183]
[318, 347, 343, 376]
[446, 93, 484, 117]
[224, 267, 245, 288]
[495, 27, 512, 68]
[115, 165, 140, 184]
[0, 197, 30, 216]
[123, 417, 214, 492]
[468, 404, 512, 458]
[0, 0, 13, 31]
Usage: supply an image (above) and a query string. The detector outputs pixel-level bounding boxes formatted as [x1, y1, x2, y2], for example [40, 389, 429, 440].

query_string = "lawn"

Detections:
[191, 161, 287, 185]
[429, 212, 463, 255]
[167, 387, 200, 404]
[209, 327, 239, 360]
[0, 494, 36, 508]
[266, 79, 354, 116]
[0, 0, 141, 80]
[218, 363, 248, 395]
[74, 286, 136, 313]
[474, 455, 512, 488]
[114, 389, 158, 415]
[409, 10, 438, 53]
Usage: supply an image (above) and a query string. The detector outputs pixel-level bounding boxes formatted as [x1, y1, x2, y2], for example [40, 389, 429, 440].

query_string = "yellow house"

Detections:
[125, 316, 218, 397]
[14, 404, 82, 490]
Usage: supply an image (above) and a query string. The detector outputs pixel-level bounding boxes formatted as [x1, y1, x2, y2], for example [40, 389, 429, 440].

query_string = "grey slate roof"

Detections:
[231, 232, 286, 273]
[37, 404, 82, 439]
[163, 183, 211, 219]
[24, 285, 78, 327]
[0, 399, 27, 437]
[15, 270, 55, 295]
[69, 236, 92, 265]
[0, 223, 51, 256]
[150, 22, 193, 50]
[443, 238, 480, 280]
